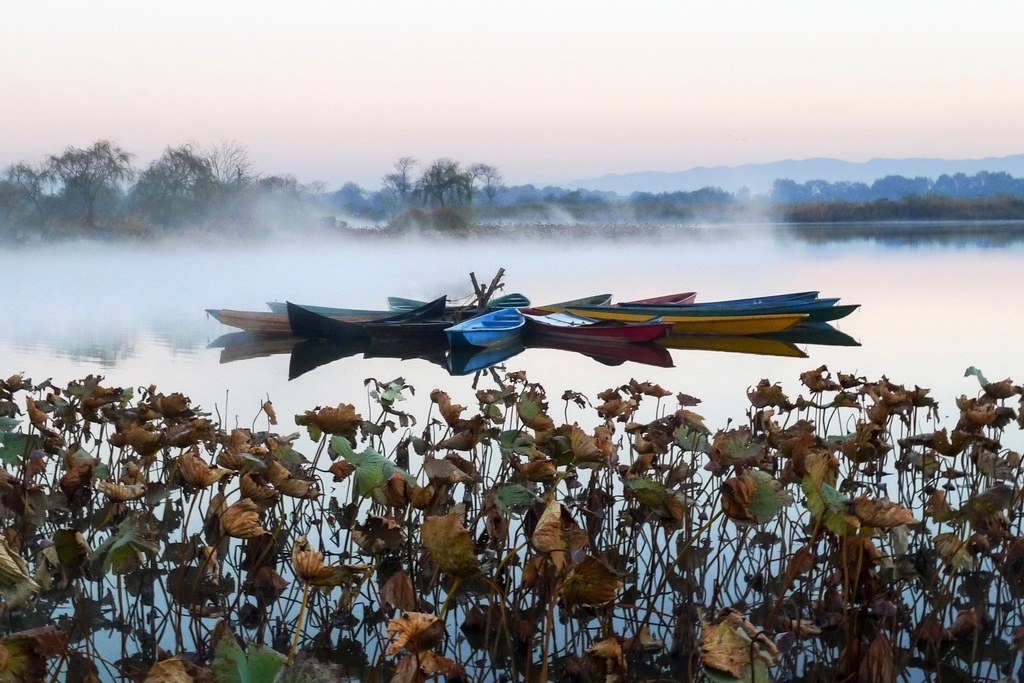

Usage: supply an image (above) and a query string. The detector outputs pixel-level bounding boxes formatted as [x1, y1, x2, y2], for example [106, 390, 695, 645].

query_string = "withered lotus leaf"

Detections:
[0, 625, 69, 683]
[520, 459, 558, 483]
[0, 537, 40, 607]
[851, 495, 917, 529]
[299, 403, 362, 439]
[59, 461, 94, 504]
[799, 365, 841, 393]
[381, 569, 417, 612]
[179, 447, 230, 489]
[628, 379, 672, 398]
[949, 608, 988, 639]
[934, 532, 973, 570]
[382, 471, 412, 507]
[219, 498, 267, 538]
[435, 429, 480, 452]
[596, 397, 639, 422]
[727, 471, 793, 525]
[709, 428, 766, 469]
[386, 611, 444, 655]
[96, 480, 146, 503]
[248, 566, 287, 601]
[352, 515, 405, 556]
[150, 392, 191, 418]
[422, 457, 473, 485]
[328, 459, 355, 482]
[238, 473, 279, 509]
[721, 475, 758, 523]
[531, 498, 588, 572]
[108, 424, 162, 456]
[274, 476, 319, 500]
[261, 400, 277, 425]
[915, 616, 953, 649]
[412, 651, 466, 679]
[430, 389, 465, 429]
[700, 609, 779, 679]
[956, 396, 997, 431]
[804, 451, 839, 488]
[291, 536, 369, 587]
[586, 636, 627, 673]
[25, 397, 48, 430]
[144, 656, 193, 682]
[776, 618, 821, 637]
[747, 379, 793, 410]
[559, 555, 623, 608]
[857, 632, 897, 683]
[569, 425, 604, 467]
[783, 546, 815, 586]
[421, 514, 479, 578]
[517, 390, 555, 432]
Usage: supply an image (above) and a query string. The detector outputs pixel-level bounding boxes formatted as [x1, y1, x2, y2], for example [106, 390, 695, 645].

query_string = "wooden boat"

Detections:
[266, 301, 389, 316]
[535, 304, 808, 336]
[569, 298, 857, 325]
[659, 334, 807, 359]
[287, 296, 450, 342]
[520, 309, 672, 344]
[209, 300, 433, 335]
[445, 308, 525, 348]
[623, 290, 820, 308]
[527, 336, 674, 368]
[208, 309, 311, 335]
[620, 291, 697, 305]
[542, 294, 613, 307]
[388, 292, 531, 313]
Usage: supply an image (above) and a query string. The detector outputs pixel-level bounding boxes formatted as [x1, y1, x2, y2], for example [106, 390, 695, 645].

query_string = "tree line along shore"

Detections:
[3, 139, 1024, 240]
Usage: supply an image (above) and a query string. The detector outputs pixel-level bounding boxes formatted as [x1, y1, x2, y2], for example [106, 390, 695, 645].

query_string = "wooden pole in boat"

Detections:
[470, 268, 506, 307]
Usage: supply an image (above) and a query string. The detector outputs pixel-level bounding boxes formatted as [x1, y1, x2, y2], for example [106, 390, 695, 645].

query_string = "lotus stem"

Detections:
[287, 581, 311, 666]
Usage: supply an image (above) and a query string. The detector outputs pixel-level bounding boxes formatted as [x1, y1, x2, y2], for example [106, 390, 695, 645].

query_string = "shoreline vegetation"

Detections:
[0, 366, 1022, 681]
[4, 140, 1024, 242]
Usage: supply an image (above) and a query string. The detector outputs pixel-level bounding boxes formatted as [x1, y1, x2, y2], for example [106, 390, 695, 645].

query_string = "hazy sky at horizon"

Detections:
[3, 1, 1023, 189]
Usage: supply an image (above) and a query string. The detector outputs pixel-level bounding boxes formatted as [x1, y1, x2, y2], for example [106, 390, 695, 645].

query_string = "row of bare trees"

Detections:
[1, 143, 507, 237]
[0, 140, 326, 236]
[381, 157, 504, 208]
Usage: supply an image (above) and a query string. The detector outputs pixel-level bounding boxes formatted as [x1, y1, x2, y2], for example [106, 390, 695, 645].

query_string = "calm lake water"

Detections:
[5, 221, 1024, 680]
[4, 221, 1024, 436]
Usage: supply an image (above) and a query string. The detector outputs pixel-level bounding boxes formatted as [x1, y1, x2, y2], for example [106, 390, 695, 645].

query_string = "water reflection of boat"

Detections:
[288, 335, 450, 380]
[659, 334, 807, 358]
[757, 322, 861, 347]
[528, 337, 675, 368]
[447, 341, 526, 376]
[209, 332, 301, 363]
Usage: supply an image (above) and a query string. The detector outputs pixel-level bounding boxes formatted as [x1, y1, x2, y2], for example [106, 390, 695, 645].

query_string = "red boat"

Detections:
[527, 336, 674, 368]
[520, 309, 673, 343]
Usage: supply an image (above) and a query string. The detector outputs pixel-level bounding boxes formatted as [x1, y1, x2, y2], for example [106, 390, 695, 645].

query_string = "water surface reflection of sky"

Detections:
[4, 223, 1023, 446]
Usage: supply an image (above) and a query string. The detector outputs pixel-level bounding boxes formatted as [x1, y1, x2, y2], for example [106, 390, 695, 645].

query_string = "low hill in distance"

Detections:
[567, 154, 1024, 195]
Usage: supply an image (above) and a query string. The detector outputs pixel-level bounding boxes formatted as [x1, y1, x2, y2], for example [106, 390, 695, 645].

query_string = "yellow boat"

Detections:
[540, 306, 808, 336]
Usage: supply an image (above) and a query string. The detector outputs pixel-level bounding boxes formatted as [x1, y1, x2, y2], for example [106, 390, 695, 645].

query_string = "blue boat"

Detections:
[445, 308, 525, 348]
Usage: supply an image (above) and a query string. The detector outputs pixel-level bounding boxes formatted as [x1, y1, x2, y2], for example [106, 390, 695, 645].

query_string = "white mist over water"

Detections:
[3, 223, 1024, 443]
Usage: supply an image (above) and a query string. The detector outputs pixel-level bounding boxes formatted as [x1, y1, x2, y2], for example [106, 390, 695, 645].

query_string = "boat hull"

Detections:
[445, 309, 525, 348]
[540, 307, 808, 335]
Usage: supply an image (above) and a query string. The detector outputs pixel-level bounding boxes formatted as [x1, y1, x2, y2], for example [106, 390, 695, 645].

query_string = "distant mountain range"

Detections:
[566, 154, 1024, 195]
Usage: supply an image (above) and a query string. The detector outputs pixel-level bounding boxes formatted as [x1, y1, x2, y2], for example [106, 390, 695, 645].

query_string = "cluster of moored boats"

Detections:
[206, 289, 858, 373]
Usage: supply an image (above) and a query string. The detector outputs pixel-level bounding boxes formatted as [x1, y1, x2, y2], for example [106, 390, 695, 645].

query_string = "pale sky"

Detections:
[3, 1, 1023, 189]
